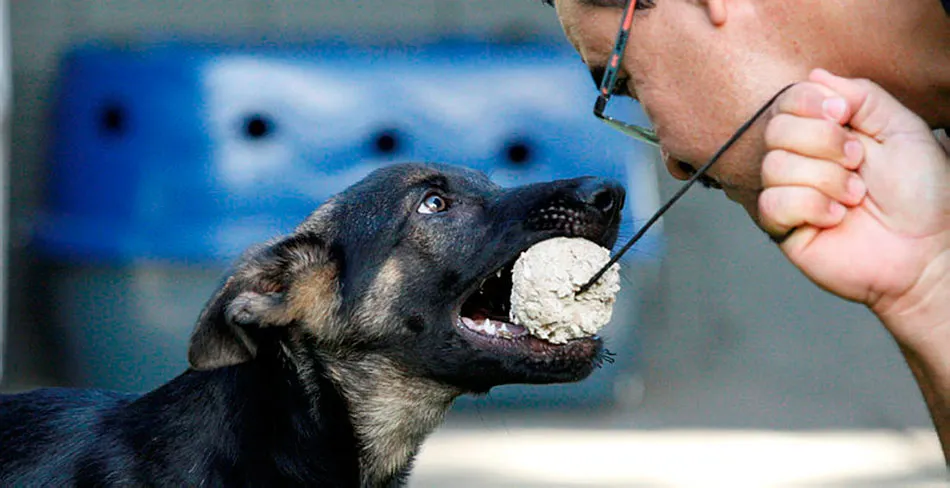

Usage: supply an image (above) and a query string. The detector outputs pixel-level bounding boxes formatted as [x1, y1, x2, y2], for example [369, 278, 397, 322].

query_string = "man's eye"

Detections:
[417, 193, 450, 214]
[635, 0, 657, 9]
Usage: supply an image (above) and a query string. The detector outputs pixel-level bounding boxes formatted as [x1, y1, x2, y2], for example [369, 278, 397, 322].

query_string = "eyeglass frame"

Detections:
[593, 0, 661, 147]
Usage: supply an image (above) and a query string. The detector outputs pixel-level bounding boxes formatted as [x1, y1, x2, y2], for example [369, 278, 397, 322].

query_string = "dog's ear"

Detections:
[188, 233, 338, 370]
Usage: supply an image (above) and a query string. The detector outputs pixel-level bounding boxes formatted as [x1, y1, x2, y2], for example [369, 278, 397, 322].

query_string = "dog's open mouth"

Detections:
[454, 256, 600, 356]
[457, 261, 528, 340]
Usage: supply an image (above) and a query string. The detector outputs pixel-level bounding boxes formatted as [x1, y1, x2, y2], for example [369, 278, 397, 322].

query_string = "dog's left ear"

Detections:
[187, 233, 338, 370]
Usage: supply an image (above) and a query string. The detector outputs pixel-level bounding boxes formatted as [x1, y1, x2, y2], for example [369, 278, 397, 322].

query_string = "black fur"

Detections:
[0, 163, 624, 487]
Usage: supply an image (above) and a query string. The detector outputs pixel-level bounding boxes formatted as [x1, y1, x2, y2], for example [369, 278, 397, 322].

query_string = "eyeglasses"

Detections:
[594, 0, 660, 147]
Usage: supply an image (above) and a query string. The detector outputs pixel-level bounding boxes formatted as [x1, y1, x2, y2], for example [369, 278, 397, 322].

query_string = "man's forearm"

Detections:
[877, 255, 950, 464]
[900, 341, 950, 464]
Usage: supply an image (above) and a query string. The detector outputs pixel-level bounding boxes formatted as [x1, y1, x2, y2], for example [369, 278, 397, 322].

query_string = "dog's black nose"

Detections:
[572, 178, 625, 216]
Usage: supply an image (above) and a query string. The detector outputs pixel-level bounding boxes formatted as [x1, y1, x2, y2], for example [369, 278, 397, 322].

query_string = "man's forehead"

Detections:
[555, 0, 623, 69]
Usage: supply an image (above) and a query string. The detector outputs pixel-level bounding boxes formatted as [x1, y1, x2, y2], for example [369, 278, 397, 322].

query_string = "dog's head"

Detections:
[188, 162, 623, 393]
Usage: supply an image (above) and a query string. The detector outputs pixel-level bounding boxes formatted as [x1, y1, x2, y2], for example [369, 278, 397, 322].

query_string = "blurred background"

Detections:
[0, 1, 946, 486]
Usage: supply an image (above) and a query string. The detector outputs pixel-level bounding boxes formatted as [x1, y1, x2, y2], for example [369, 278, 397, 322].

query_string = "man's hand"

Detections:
[759, 68, 950, 348]
[758, 68, 950, 461]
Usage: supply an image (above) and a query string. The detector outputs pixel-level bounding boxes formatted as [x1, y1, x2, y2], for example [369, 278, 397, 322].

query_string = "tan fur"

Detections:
[286, 266, 341, 329]
[287, 257, 460, 484]
[352, 258, 407, 342]
[325, 356, 459, 487]
[226, 255, 340, 330]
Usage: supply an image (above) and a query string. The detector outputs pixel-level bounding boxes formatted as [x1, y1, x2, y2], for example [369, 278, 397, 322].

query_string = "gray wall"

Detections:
[635, 181, 931, 429]
[5, 0, 933, 430]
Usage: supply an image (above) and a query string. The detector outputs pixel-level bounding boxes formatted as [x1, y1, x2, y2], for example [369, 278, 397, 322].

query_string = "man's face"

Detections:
[555, 0, 804, 220]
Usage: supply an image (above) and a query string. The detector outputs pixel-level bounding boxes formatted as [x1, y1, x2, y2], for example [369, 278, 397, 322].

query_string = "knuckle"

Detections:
[793, 83, 824, 114]
[764, 114, 793, 145]
[761, 150, 788, 185]
[778, 85, 806, 112]
[758, 188, 785, 222]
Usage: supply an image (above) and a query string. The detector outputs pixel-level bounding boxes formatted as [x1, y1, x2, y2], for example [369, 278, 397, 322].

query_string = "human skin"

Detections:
[551, 0, 950, 462]
[760, 69, 950, 462]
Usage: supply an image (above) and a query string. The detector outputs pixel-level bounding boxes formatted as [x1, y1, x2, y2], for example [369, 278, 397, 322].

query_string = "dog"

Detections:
[0, 162, 624, 487]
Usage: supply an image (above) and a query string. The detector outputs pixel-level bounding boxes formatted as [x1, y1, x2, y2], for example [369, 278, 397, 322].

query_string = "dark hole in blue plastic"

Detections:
[99, 102, 126, 137]
[243, 114, 273, 140]
[373, 130, 399, 154]
[505, 140, 532, 164]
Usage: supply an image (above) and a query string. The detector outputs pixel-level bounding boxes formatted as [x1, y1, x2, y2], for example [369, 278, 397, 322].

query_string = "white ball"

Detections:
[509, 237, 621, 344]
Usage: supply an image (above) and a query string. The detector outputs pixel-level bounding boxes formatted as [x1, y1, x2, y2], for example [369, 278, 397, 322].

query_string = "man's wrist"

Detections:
[875, 250, 950, 397]
[874, 251, 950, 352]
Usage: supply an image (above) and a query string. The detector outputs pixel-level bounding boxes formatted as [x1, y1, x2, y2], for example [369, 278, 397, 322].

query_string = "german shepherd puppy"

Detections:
[0, 163, 623, 487]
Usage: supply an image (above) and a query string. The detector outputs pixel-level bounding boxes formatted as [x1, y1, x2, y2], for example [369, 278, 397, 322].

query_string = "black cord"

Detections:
[577, 83, 797, 294]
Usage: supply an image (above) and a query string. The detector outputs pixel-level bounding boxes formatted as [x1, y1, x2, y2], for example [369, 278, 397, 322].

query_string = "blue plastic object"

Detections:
[36, 41, 662, 402]
[37, 41, 662, 264]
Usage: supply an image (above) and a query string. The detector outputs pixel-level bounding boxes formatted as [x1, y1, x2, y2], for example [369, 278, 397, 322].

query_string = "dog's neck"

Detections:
[312, 351, 461, 487]
[127, 345, 364, 486]
[133, 339, 459, 487]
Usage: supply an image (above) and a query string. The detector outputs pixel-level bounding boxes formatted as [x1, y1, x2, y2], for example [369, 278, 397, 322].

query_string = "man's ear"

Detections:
[705, 0, 728, 26]
[187, 233, 336, 370]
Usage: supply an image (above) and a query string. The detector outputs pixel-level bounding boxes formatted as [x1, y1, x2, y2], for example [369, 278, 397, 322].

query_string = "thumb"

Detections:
[809, 68, 932, 141]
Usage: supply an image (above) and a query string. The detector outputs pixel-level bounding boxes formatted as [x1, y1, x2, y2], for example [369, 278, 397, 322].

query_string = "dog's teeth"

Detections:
[462, 317, 477, 329]
[496, 269, 502, 278]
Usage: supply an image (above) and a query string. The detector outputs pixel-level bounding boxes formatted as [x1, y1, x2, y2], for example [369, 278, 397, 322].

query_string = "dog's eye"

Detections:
[418, 193, 450, 214]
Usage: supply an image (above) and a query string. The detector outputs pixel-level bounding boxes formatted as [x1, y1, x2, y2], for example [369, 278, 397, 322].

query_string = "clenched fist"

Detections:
[759, 69, 950, 351]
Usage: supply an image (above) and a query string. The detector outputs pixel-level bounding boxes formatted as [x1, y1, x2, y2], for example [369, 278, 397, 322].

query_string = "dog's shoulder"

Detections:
[0, 387, 135, 441]
[0, 387, 137, 484]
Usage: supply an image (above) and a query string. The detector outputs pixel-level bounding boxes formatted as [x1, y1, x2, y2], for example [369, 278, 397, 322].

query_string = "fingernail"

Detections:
[822, 97, 847, 121]
[847, 174, 866, 200]
[844, 140, 863, 164]
[829, 201, 846, 219]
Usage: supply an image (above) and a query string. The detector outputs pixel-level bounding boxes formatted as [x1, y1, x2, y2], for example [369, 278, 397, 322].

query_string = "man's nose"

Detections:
[663, 150, 692, 181]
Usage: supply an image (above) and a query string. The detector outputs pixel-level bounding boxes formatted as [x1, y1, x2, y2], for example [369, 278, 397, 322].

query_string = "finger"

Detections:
[765, 114, 864, 169]
[772, 81, 851, 123]
[809, 68, 932, 140]
[758, 186, 848, 239]
[762, 149, 867, 206]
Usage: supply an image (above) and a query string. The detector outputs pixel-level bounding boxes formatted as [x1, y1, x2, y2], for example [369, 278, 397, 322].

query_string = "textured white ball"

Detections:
[509, 237, 621, 344]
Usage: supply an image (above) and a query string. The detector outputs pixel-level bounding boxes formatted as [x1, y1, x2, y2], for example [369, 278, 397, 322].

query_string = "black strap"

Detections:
[943, 0, 949, 15]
